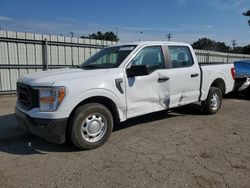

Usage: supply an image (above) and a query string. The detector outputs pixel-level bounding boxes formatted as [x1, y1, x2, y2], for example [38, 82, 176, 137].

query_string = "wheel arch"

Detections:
[210, 78, 226, 95]
[68, 96, 121, 126]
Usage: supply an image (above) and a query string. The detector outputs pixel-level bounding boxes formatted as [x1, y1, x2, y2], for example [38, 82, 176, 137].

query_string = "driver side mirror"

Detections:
[126, 65, 149, 77]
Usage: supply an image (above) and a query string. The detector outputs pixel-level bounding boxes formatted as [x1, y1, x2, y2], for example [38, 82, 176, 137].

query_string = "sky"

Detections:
[0, 0, 250, 46]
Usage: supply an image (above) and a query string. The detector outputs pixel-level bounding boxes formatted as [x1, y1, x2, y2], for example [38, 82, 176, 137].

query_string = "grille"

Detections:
[17, 83, 39, 110]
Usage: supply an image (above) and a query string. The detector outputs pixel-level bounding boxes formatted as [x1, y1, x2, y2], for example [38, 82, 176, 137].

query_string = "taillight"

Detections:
[231, 67, 235, 80]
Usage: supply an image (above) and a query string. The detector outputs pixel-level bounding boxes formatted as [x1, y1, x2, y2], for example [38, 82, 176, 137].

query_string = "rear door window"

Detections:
[168, 46, 194, 68]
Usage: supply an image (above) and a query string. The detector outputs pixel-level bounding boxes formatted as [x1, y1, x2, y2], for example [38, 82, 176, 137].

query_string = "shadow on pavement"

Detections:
[225, 92, 250, 100]
[0, 103, 203, 155]
[170, 103, 204, 116]
[0, 114, 22, 139]
[0, 113, 78, 155]
[114, 110, 181, 132]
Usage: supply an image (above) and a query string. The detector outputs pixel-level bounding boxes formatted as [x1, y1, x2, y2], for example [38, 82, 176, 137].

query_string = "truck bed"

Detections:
[198, 62, 235, 101]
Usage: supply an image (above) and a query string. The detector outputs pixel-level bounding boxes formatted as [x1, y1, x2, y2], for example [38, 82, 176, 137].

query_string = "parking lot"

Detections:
[0, 96, 249, 188]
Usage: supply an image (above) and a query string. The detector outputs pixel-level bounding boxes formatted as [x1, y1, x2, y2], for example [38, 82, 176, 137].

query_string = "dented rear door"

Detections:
[165, 45, 200, 107]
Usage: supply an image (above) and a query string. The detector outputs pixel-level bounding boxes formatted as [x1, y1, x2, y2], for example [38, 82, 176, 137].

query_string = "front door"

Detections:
[125, 46, 170, 118]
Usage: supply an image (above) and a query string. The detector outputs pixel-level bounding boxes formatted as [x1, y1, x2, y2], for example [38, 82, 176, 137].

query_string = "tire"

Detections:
[202, 87, 222, 115]
[69, 103, 113, 150]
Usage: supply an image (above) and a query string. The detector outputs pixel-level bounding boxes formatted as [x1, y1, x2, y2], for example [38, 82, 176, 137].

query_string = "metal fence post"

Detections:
[42, 39, 48, 70]
[71, 37, 74, 67]
[206, 53, 210, 63]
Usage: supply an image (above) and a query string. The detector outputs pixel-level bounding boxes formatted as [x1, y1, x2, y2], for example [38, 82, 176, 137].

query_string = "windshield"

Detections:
[80, 45, 137, 69]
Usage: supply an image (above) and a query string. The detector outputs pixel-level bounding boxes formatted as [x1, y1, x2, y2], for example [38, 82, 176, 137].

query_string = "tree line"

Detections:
[81, 31, 118, 41]
[193, 10, 250, 54]
[192, 38, 250, 54]
[82, 31, 250, 54]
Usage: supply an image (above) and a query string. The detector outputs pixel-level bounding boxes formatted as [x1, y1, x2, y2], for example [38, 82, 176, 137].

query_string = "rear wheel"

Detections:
[69, 103, 113, 150]
[202, 87, 222, 115]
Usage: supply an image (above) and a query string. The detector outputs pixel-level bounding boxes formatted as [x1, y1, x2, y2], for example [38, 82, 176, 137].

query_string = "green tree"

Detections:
[192, 38, 230, 52]
[192, 38, 215, 50]
[234, 46, 244, 54]
[231, 45, 250, 54]
[242, 45, 250, 54]
[215, 42, 230, 53]
[243, 10, 250, 26]
[81, 31, 119, 41]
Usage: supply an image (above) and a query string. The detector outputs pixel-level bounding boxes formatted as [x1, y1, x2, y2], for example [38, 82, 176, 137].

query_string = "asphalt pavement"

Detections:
[0, 96, 249, 188]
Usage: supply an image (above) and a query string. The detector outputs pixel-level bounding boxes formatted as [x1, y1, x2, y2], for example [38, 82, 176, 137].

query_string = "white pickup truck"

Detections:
[15, 41, 235, 149]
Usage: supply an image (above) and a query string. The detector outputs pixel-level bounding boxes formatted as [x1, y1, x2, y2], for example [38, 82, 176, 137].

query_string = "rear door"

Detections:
[164, 45, 201, 107]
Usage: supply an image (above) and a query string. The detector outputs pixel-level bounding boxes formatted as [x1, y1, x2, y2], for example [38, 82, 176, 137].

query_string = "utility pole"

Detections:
[166, 33, 173, 41]
[139, 31, 143, 41]
[70, 32, 74, 38]
[116, 26, 118, 42]
[70, 32, 74, 67]
[231, 40, 237, 52]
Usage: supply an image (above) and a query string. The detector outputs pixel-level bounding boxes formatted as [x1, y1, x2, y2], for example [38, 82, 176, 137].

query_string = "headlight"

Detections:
[39, 87, 65, 112]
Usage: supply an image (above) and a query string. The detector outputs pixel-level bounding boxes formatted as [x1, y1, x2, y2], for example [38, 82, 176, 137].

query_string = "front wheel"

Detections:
[69, 103, 113, 150]
[202, 87, 222, 115]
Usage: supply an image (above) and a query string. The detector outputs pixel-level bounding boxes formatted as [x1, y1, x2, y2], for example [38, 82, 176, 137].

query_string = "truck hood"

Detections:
[18, 68, 109, 86]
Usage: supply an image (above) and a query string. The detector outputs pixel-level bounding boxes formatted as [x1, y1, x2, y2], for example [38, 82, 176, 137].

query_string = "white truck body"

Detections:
[15, 41, 235, 149]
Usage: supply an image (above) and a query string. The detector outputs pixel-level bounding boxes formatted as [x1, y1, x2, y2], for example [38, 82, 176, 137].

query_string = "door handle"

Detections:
[191, 73, 199, 78]
[158, 76, 169, 82]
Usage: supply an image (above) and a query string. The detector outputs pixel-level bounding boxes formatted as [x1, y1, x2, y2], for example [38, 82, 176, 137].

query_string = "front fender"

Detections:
[63, 88, 127, 121]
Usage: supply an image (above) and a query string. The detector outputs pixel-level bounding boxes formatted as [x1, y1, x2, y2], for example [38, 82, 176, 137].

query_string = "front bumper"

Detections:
[15, 107, 67, 144]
